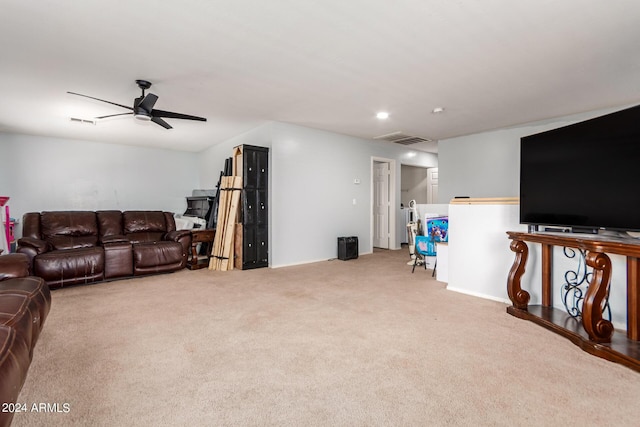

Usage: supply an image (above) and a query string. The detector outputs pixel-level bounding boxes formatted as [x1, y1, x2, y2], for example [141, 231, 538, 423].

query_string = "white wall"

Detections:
[437, 105, 628, 202]
[401, 165, 430, 205]
[0, 132, 199, 236]
[197, 124, 273, 188]
[199, 122, 438, 267]
[2, 122, 438, 267]
[270, 123, 438, 267]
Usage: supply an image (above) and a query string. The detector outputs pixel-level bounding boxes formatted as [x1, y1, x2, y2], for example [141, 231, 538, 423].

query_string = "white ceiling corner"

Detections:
[1, 0, 639, 153]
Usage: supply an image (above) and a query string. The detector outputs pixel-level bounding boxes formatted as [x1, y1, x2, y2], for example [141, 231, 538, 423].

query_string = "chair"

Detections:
[412, 235, 437, 276]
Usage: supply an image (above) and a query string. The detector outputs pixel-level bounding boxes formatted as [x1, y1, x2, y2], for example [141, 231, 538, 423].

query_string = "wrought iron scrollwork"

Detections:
[561, 247, 611, 320]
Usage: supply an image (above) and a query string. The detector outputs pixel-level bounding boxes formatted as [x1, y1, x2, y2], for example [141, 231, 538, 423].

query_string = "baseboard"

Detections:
[445, 286, 511, 305]
[270, 251, 374, 269]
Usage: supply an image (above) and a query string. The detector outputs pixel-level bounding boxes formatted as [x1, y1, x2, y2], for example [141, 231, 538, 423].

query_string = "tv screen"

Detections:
[520, 104, 640, 232]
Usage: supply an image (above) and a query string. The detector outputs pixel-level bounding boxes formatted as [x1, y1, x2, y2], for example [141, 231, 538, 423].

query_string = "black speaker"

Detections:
[337, 236, 358, 261]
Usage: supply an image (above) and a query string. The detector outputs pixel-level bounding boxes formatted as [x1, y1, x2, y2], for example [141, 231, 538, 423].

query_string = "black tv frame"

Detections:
[520, 104, 640, 234]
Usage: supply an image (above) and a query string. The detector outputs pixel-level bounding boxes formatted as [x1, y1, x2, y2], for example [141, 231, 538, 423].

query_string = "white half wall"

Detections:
[0, 132, 199, 237]
[447, 201, 529, 304]
[447, 201, 628, 330]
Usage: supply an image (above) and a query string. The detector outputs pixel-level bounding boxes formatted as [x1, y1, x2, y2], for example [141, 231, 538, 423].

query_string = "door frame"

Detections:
[370, 157, 397, 252]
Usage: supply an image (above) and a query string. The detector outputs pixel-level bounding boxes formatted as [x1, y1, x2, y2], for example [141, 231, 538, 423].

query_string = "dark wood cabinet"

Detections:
[233, 145, 269, 269]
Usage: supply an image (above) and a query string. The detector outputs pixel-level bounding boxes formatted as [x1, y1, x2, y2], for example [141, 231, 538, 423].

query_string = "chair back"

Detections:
[415, 235, 434, 256]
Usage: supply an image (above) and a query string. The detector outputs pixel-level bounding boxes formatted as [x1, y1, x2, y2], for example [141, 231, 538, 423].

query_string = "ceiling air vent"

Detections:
[70, 117, 96, 125]
[374, 131, 432, 145]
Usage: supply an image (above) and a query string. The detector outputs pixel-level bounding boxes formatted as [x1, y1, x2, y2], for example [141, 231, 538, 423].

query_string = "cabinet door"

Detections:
[256, 227, 268, 266]
[256, 190, 267, 226]
[243, 189, 257, 226]
[256, 149, 268, 189]
[243, 227, 257, 267]
[244, 150, 259, 188]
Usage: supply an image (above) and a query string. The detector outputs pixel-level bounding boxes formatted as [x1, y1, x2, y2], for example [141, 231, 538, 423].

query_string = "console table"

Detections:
[187, 229, 216, 270]
[506, 231, 640, 372]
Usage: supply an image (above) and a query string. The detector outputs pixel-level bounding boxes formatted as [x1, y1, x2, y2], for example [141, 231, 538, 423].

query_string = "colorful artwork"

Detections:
[425, 216, 448, 256]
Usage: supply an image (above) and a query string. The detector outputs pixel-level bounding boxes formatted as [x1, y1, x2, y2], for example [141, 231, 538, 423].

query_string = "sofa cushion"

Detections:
[97, 210, 124, 238]
[48, 235, 98, 250]
[133, 241, 184, 270]
[123, 211, 167, 234]
[33, 247, 104, 288]
[41, 211, 98, 240]
[125, 232, 165, 244]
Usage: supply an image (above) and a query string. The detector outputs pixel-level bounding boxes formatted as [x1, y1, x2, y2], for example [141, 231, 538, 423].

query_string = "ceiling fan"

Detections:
[67, 80, 207, 129]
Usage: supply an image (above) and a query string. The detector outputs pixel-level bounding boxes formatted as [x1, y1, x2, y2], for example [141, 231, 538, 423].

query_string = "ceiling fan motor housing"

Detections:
[136, 80, 152, 90]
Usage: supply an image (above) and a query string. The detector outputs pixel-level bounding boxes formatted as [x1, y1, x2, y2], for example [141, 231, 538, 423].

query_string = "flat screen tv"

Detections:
[520, 104, 640, 233]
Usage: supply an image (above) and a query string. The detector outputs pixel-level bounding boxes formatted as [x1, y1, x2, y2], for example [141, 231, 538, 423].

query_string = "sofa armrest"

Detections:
[17, 237, 50, 254]
[164, 230, 192, 257]
[165, 229, 192, 242]
[0, 253, 30, 281]
[16, 238, 50, 272]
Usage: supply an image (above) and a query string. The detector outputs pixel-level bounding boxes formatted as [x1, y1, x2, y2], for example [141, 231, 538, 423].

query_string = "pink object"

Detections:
[1, 197, 10, 252]
[5, 206, 10, 251]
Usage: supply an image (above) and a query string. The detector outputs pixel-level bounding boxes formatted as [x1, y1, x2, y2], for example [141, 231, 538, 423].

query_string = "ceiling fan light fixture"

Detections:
[134, 111, 152, 121]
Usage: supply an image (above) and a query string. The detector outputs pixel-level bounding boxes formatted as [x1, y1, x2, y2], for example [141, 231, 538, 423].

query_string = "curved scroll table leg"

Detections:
[507, 240, 530, 310]
[583, 251, 614, 343]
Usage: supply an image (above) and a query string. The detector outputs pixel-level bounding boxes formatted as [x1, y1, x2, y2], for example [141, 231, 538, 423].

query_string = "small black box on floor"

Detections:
[337, 236, 358, 260]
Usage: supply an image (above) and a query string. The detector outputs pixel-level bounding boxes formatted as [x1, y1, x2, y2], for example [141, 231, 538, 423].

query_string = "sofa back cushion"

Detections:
[96, 210, 124, 238]
[123, 211, 168, 243]
[123, 211, 167, 234]
[40, 212, 98, 250]
[21, 213, 42, 240]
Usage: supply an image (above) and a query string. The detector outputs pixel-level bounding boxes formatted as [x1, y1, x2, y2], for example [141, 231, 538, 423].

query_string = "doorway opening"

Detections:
[400, 165, 438, 244]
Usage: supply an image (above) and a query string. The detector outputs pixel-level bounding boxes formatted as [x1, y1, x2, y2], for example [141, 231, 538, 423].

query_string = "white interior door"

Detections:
[427, 168, 439, 204]
[373, 161, 390, 249]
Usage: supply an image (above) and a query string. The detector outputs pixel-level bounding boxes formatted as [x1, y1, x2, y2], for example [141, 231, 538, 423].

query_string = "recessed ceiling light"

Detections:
[432, 107, 445, 114]
[376, 112, 389, 120]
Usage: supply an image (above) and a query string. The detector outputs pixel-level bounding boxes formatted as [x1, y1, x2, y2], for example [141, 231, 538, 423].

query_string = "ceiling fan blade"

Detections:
[152, 109, 207, 122]
[95, 112, 133, 119]
[138, 93, 158, 112]
[67, 91, 133, 111]
[152, 116, 173, 129]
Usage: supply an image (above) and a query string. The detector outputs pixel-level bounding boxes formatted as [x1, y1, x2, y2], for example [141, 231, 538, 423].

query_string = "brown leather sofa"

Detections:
[17, 210, 192, 289]
[0, 253, 51, 427]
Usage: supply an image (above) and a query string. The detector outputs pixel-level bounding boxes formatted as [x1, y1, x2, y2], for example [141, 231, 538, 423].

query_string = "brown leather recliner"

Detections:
[17, 210, 191, 288]
[0, 253, 51, 427]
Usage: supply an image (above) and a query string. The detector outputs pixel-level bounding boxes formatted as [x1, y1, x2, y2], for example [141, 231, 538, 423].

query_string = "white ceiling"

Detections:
[1, 1, 639, 153]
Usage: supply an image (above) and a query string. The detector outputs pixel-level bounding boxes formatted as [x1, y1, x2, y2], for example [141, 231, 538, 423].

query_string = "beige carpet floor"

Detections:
[12, 249, 640, 426]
